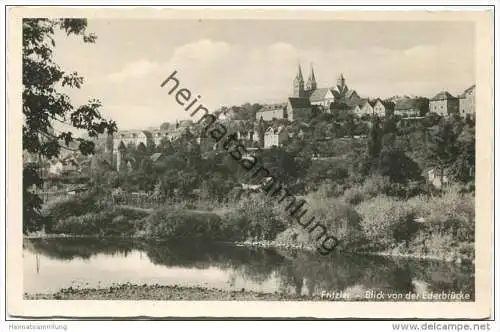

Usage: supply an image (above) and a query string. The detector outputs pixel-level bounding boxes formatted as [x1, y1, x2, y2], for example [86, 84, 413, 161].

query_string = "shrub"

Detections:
[417, 185, 475, 244]
[49, 205, 149, 236]
[223, 194, 287, 241]
[310, 180, 345, 200]
[362, 175, 391, 197]
[44, 193, 98, 223]
[357, 195, 420, 250]
[275, 227, 312, 247]
[343, 186, 365, 205]
[302, 196, 364, 248]
[144, 208, 224, 241]
[355, 186, 475, 260]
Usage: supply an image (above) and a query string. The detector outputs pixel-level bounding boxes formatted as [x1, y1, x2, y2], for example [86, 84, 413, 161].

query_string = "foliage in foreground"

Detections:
[23, 18, 117, 234]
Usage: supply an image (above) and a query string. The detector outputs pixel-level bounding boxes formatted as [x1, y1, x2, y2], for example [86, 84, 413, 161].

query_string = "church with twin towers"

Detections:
[292, 63, 362, 106]
[256, 63, 364, 122]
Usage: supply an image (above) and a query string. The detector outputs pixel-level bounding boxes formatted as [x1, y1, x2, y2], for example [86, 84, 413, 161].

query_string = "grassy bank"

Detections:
[40, 183, 474, 263]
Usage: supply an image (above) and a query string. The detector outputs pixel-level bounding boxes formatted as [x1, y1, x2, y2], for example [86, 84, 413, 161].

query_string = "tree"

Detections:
[23, 19, 117, 234]
[160, 122, 170, 131]
[426, 117, 462, 184]
[414, 97, 430, 116]
[450, 124, 475, 184]
[361, 116, 383, 174]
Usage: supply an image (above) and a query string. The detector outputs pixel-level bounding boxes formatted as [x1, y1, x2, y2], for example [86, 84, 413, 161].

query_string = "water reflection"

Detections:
[23, 238, 474, 301]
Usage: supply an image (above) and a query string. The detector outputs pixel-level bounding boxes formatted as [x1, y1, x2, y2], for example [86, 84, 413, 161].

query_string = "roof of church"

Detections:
[295, 64, 304, 81]
[288, 97, 311, 109]
[308, 88, 334, 102]
[345, 90, 359, 99]
[431, 91, 457, 101]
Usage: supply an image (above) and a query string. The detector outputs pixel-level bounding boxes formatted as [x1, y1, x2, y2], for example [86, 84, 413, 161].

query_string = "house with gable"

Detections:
[287, 97, 312, 122]
[429, 91, 459, 116]
[360, 100, 377, 116]
[458, 85, 476, 117]
[394, 98, 427, 118]
[373, 99, 395, 117]
[264, 126, 289, 148]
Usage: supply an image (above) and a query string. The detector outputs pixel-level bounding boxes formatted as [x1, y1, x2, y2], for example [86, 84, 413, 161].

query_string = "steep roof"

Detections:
[378, 99, 395, 110]
[151, 129, 169, 138]
[395, 98, 417, 110]
[288, 97, 311, 109]
[459, 85, 476, 98]
[431, 91, 457, 101]
[265, 126, 286, 135]
[116, 130, 151, 140]
[357, 98, 368, 106]
[362, 100, 377, 108]
[345, 89, 359, 99]
[150, 153, 164, 162]
[118, 141, 126, 150]
[142, 130, 153, 140]
[308, 88, 334, 102]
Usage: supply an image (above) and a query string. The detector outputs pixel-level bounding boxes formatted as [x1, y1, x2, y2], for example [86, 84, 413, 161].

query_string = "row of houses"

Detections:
[110, 128, 188, 154]
[429, 85, 476, 117]
[255, 65, 476, 122]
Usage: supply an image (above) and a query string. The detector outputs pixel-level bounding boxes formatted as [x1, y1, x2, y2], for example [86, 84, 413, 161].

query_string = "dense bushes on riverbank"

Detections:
[356, 185, 474, 261]
[44, 194, 149, 236]
[142, 195, 287, 242]
[271, 183, 474, 261]
[143, 209, 224, 241]
[38, 182, 474, 261]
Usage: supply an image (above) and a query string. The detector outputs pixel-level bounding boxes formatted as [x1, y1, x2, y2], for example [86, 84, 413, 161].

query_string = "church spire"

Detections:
[306, 63, 317, 91]
[293, 63, 305, 97]
[296, 64, 304, 81]
[337, 73, 346, 89]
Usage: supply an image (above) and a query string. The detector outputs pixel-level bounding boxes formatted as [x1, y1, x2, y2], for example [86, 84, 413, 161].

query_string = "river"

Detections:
[23, 238, 474, 301]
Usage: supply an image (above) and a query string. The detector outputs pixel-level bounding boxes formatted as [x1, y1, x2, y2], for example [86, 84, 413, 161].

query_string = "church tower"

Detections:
[336, 73, 348, 98]
[306, 64, 317, 92]
[116, 141, 126, 172]
[293, 64, 305, 98]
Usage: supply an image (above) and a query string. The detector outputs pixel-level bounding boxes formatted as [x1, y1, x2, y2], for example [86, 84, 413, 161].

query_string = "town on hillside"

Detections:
[95, 65, 475, 175]
[26, 64, 475, 198]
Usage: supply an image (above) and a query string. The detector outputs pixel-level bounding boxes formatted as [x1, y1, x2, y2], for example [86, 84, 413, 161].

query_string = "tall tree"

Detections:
[450, 124, 475, 184]
[23, 19, 117, 234]
[426, 117, 462, 184]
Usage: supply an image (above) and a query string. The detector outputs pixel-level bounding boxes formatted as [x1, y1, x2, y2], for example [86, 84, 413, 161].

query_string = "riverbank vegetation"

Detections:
[36, 115, 475, 262]
[38, 180, 474, 262]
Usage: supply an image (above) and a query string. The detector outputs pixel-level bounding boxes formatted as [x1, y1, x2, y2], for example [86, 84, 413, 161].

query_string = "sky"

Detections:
[53, 19, 475, 130]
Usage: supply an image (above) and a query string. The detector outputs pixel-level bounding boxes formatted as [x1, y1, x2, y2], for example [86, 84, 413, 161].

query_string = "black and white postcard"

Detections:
[6, 7, 494, 319]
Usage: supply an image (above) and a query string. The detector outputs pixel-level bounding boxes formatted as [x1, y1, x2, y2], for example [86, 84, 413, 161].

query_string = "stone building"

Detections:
[429, 91, 459, 116]
[112, 130, 152, 154]
[394, 98, 425, 118]
[359, 100, 376, 116]
[255, 105, 287, 121]
[287, 97, 312, 122]
[264, 126, 289, 148]
[458, 85, 476, 117]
